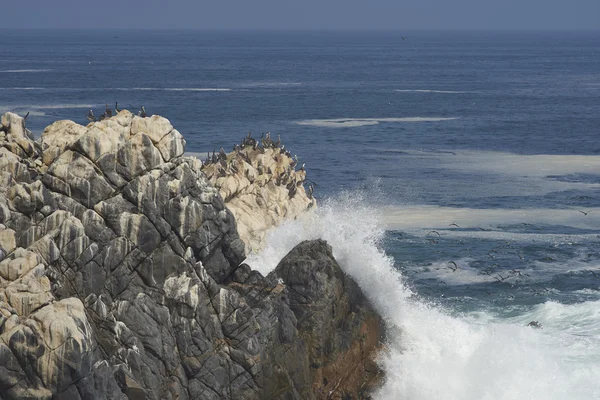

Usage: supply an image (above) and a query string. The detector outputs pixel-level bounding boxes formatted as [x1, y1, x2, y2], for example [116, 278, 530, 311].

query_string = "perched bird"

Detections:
[104, 103, 112, 118]
[307, 184, 314, 199]
[21, 112, 30, 129]
[138, 106, 147, 117]
[87, 109, 97, 122]
[115, 102, 121, 113]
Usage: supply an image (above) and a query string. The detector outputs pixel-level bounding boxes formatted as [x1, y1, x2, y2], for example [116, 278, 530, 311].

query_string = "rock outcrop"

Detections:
[269, 240, 385, 398]
[0, 111, 383, 400]
[201, 136, 315, 254]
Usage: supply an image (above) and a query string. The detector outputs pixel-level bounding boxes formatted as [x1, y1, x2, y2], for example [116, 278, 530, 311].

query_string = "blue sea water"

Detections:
[2, 29, 600, 399]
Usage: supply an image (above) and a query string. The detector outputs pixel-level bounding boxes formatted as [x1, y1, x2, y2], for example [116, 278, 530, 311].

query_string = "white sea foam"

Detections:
[396, 89, 468, 94]
[240, 81, 303, 87]
[0, 87, 46, 90]
[381, 205, 600, 231]
[296, 117, 457, 128]
[0, 69, 52, 73]
[378, 149, 600, 177]
[445, 151, 600, 177]
[0, 104, 95, 118]
[247, 193, 600, 399]
[406, 251, 600, 286]
[369, 149, 600, 201]
[22, 111, 46, 117]
[122, 87, 231, 92]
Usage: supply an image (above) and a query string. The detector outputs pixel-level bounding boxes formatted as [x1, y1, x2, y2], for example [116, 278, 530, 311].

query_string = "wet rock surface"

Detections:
[0, 112, 384, 399]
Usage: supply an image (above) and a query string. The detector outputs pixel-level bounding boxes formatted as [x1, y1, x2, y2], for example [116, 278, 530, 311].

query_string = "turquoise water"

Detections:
[2, 30, 600, 398]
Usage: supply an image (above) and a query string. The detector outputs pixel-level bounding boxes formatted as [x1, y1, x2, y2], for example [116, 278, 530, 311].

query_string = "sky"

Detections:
[1, 0, 599, 30]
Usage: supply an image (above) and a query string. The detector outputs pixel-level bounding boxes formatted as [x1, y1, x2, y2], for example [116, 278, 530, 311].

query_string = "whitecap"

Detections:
[240, 81, 303, 88]
[0, 104, 96, 111]
[122, 87, 231, 92]
[396, 89, 468, 94]
[0, 87, 46, 90]
[295, 117, 457, 128]
[0, 69, 52, 73]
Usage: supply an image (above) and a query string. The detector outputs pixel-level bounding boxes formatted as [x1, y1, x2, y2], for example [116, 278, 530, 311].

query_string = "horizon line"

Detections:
[1, 27, 599, 32]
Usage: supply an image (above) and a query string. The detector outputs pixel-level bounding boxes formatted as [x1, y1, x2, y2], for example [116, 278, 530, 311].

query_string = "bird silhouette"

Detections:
[447, 261, 458, 272]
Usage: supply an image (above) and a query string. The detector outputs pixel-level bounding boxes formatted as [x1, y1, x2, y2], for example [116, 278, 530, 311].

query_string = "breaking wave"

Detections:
[247, 192, 600, 399]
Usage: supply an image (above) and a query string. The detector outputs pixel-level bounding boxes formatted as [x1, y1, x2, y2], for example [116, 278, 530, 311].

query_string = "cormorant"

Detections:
[138, 106, 147, 117]
[115, 102, 121, 113]
[87, 109, 97, 122]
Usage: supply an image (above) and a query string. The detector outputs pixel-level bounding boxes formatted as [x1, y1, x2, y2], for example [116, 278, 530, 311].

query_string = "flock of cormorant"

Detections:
[202, 132, 314, 200]
[82, 106, 314, 199]
[86, 103, 146, 122]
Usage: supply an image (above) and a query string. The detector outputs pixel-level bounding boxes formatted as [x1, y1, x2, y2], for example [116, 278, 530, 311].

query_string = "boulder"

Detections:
[270, 240, 385, 399]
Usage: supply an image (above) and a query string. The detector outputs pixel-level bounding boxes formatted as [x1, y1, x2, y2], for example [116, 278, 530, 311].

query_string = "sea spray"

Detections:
[246, 192, 600, 399]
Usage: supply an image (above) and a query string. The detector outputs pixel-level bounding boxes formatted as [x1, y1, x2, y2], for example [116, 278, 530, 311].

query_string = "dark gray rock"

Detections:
[270, 239, 385, 399]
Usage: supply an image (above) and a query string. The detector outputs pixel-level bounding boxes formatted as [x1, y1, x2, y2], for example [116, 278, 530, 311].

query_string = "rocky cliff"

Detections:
[0, 111, 383, 399]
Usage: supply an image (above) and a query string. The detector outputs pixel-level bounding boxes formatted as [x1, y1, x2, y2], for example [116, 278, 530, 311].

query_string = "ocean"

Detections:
[2, 29, 600, 399]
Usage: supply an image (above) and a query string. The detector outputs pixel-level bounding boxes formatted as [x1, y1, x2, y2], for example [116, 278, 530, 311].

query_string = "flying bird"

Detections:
[578, 210, 592, 216]
[449, 223, 460, 228]
[447, 261, 458, 272]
